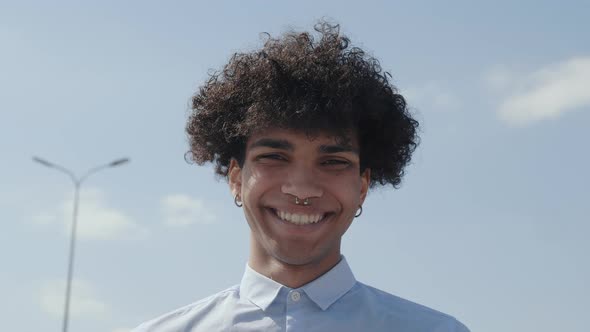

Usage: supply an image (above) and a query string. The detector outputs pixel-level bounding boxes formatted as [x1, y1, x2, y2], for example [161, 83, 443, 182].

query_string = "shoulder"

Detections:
[131, 285, 240, 332]
[346, 282, 470, 332]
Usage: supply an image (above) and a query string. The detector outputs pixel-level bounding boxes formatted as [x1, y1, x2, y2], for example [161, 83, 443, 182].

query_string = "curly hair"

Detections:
[186, 22, 419, 188]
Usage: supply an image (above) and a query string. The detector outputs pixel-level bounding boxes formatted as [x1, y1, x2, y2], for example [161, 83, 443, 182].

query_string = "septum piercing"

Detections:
[294, 196, 311, 206]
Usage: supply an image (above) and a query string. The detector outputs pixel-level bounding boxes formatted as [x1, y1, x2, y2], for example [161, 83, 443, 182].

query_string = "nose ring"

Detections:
[294, 196, 311, 206]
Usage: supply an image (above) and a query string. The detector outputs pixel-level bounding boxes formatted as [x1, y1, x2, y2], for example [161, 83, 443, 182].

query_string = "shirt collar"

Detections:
[301, 256, 357, 311]
[240, 264, 285, 311]
[240, 257, 357, 312]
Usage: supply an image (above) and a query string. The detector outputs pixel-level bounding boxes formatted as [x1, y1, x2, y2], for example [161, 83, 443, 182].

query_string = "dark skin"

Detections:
[229, 128, 370, 288]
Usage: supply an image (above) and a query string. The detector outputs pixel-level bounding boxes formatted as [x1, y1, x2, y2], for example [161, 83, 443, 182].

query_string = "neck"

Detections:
[248, 235, 342, 288]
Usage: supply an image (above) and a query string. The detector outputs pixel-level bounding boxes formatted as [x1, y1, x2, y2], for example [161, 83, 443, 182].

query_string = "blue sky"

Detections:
[1, 1, 589, 331]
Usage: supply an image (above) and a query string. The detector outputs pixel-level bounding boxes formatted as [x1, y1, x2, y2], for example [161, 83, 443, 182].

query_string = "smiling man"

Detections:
[133, 22, 470, 332]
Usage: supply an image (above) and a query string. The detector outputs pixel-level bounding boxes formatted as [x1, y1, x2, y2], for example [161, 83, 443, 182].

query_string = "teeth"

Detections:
[275, 210, 324, 225]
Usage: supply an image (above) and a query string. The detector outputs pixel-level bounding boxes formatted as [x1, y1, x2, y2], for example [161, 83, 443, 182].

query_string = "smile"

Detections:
[271, 209, 327, 225]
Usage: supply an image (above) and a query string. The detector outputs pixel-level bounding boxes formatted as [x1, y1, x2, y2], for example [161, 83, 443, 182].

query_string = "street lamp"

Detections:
[33, 156, 130, 332]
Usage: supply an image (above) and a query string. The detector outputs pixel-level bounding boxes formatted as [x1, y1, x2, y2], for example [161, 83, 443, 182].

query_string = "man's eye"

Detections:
[321, 159, 351, 167]
[257, 154, 286, 161]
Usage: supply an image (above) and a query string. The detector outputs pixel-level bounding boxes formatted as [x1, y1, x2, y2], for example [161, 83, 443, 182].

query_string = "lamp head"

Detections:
[109, 158, 130, 167]
[32, 156, 54, 168]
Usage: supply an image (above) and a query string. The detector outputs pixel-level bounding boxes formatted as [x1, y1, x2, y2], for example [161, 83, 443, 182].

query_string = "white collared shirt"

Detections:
[133, 257, 469, 331]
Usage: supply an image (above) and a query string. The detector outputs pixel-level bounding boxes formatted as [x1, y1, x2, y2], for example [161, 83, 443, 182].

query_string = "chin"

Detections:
[271, 246, 333, 267]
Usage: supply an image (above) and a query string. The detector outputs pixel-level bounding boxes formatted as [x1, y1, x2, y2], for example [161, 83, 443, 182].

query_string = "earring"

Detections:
[354, 205, 362, 218]
[234, 194, 243, 207]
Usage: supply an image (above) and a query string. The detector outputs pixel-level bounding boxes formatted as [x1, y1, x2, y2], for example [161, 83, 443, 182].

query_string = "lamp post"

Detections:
[33, 156, 129, 332]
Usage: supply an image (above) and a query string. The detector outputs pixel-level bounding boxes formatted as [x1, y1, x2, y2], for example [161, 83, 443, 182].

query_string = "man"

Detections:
[133, 22, 470, 331]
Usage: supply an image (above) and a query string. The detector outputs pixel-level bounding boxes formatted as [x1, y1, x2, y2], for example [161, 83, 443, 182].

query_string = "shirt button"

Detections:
[290, 291, 301, 302]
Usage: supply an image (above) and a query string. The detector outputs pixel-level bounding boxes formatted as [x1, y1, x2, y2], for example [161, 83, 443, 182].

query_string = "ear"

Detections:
[359, 168, 371, 205]
[228, 158, 242, 198]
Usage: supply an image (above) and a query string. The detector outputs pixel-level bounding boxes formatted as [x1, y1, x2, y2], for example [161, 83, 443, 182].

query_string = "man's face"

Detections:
[229, 128, 370, 269]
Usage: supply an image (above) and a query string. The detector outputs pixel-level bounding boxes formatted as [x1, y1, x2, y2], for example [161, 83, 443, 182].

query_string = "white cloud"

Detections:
[161, 194, 216, 226]
[39, 279, 108, 318]
[32, 188, 147, 240]
[403, 81, 459, 111]
[488, 56, 590, 126]
[485, 66, 516, 91]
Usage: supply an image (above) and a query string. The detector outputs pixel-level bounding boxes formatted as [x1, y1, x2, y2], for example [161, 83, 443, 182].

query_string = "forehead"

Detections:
[245, 128, 358, 152]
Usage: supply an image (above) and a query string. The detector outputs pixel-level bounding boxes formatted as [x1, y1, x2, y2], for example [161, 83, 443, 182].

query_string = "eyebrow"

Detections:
[249, 138, 358, 154]
[318, 144, 358, 154]
[249, 138, 294, 151]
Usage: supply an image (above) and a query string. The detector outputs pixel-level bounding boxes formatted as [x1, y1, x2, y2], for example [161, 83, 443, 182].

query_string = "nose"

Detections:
[280, 166, 324, 200]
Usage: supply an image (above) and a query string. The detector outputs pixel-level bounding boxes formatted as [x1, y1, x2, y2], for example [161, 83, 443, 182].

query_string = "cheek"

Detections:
[241, 168, 279, 200]
[331, 177, 363, 204]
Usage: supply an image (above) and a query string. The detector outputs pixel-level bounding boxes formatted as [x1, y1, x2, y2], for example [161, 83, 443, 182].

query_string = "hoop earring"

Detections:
[355, 205, 363, 218]
[234, 194, 243, 208]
